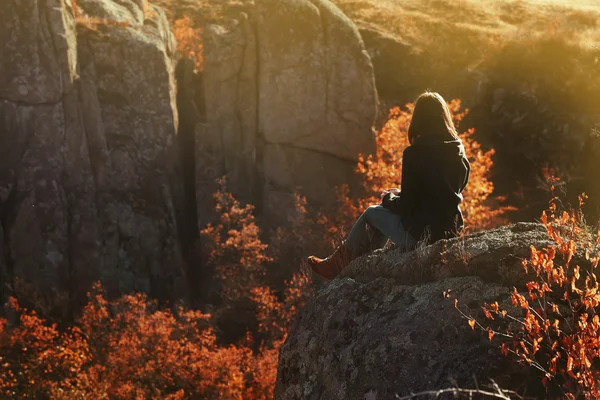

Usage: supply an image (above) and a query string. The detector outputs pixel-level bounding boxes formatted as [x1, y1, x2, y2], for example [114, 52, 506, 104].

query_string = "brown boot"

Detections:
[308, 243, 353, 280]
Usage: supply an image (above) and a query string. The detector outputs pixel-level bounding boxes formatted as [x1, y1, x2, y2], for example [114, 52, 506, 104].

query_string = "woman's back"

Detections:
[399, 136, 470, 242]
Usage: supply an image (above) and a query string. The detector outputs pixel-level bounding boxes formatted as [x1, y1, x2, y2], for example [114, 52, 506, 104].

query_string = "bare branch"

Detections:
[394, 385, 523, 400]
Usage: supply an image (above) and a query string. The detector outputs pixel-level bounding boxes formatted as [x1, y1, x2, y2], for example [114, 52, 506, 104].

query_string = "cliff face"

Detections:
[197, 0, 378, 226]
[0, 0, 184, 309]
[0, 0, 379, 309]
[275, 223, 553, 399]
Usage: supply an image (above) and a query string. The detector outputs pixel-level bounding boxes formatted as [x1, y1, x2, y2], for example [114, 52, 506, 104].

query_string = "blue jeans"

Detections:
[345, 205, 416, 257]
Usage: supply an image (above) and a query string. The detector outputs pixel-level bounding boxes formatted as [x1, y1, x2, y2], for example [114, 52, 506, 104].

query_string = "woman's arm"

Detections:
[399, 147, 419, 209]
[382, 147, 417, 213]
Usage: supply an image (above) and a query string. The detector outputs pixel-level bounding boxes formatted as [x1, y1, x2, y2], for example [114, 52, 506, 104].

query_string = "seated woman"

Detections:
[308, 91, 471, 280]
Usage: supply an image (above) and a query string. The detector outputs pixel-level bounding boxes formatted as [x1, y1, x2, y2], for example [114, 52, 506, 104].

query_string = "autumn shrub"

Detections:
[0, 285, 281, 399]
[0, 298, 90, 399]
[172, 16, 204, 71]
[200, 179, 312, 330]
[320, 100, 513, 243]
[201, 178, 273, 302]
[461, 184, 600, 399]
[78, 286, 255, 399]
[199, 179, 313, 395]
[0, 175, 314, 399]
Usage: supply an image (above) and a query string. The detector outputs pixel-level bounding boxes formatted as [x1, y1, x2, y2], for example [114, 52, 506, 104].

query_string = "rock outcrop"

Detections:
[199, 0, 378, 224]
[275, 223, 553, 399]
[0, 0, 183, 309]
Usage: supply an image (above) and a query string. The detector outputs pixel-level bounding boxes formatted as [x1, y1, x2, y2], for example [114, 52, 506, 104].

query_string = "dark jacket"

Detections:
[382, 136, 470, 243]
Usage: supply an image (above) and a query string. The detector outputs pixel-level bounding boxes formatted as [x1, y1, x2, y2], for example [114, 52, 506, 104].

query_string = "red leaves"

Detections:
[201, 179, 273, 301]
[511, 289, 530, 310]
[482, 307, 495, 321]
[0, 286, 288, 399]
[567, 356, 574, 373]
[0, 180, 314, 399]
[468, 189, 600, 398]
[532, 337, 542, 355]
[490, 302, 499, 313]
[172, 16, 204, 71]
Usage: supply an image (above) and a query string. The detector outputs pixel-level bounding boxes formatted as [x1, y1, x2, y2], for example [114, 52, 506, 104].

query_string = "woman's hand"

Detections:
[380, 188, 400, 202]
[381, 188, 400, 198]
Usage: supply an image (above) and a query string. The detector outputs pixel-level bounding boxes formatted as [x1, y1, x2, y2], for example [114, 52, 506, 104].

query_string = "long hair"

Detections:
[407, 91, 459, 144]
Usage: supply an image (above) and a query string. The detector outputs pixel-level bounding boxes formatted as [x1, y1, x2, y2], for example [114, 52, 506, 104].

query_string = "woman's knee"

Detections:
[363, 205, 384, 223]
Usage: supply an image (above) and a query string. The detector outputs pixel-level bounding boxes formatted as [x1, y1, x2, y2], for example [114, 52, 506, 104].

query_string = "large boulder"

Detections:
[199, 0, 378, 224]
[275, 223, 553, 399]
[0, 0, 184, 310]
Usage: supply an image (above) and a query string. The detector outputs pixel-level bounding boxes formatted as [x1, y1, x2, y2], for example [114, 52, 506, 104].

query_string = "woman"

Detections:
[308, 91, 471, 280]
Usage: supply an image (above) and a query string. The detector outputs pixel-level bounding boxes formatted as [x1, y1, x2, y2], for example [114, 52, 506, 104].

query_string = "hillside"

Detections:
[332, 0, 600, 111]
[332, 0, 600, 220]
[333, 0, 600, 57]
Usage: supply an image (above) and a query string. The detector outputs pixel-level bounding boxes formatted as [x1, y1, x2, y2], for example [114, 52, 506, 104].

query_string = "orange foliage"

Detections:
[200, 180, 313, 339]
[172, 16, 204, 71]
[0, 298, 90, 399]
[0, 284, 304, 399]
[199, 180, 313, 396]
[251, 272, 312, 343]
[201, 179, 273, 301]
[467, 186, 600, 399]
[0, 286, 253, 399]
[0, 181, 314, 399]
[322, 100, 513, 241]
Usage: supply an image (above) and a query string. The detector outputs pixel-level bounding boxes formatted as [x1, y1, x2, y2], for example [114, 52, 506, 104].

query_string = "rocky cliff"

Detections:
[275, 223, 554, 399]
[0, 0, 184, 310]
[197, 0, 378, 225]
[0, 0, 378, 310]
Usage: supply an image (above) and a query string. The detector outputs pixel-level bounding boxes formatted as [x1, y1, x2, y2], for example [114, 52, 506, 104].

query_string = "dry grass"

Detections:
[332, 0, 600, 91]
[332, 0, 600, 50]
